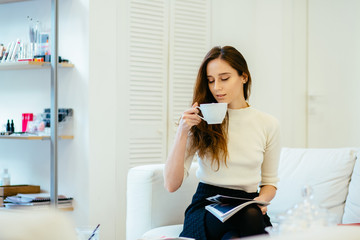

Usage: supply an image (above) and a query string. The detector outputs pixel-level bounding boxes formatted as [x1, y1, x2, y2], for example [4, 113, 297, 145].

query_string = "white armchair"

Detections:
[126, 163, 199, 240]
[126, 148, 360, 240]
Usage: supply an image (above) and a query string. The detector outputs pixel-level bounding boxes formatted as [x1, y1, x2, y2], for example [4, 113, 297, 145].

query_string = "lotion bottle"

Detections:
[2, 169, 10, 185]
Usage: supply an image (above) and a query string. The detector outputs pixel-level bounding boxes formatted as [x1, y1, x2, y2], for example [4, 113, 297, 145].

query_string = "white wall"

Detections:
[211, 0, 308, 147]
[89, 0, 128, 238]
[307, 0, 360, 148]
[58, 0, 91, 227]
[211, 0, 360, 148]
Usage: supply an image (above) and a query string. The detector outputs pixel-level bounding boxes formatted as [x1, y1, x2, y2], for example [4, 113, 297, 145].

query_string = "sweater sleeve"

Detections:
[260, 117, 281, 188]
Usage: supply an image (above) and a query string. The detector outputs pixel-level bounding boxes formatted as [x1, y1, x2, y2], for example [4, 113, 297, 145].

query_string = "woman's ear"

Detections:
[242, 73, 248, 83]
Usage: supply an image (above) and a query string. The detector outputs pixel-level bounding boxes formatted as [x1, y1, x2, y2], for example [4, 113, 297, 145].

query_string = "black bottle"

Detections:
[10, 120, 14, 133]
[6, 119, 11, 132]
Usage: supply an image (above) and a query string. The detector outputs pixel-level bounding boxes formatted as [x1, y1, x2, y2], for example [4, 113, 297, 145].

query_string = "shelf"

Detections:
[0, 205, 74, 211]
[0, 0, 29, 4]
[3, 0, 65, 208]
[0, 135, 74, 140]
[0, 62, 74, 70]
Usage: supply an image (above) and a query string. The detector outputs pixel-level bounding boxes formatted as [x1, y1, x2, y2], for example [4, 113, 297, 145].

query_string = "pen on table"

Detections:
[88, 224, 100, 240]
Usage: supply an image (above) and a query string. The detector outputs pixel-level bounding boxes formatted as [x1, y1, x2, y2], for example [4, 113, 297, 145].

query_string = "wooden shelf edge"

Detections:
[0, 206, 74, 211]
[0, 61, 74, 70]
[0, 135, 74, 140]
[59, 135, 74, 140]
[59, 62, 74, 68]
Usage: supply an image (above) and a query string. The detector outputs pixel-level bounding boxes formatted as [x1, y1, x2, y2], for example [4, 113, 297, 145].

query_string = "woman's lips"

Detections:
[216, 94, 226, 99]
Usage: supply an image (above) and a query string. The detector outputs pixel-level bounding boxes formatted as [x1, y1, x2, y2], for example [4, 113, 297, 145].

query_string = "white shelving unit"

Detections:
[0, 0, 68, 207]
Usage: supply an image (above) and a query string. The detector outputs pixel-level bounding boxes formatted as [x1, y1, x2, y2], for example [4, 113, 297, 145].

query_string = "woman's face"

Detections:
[206, 58, 247, 109]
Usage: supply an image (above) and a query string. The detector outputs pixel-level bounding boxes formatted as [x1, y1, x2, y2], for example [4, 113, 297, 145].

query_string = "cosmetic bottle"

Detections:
[6, 119, 11, 132]
[10, 119, 14, 133]
[0, 44, 4, 60]
[2, 169, 11, 186]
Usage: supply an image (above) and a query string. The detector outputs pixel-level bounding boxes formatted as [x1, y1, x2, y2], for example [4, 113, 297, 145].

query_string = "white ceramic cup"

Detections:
[196, 103, 227, 124]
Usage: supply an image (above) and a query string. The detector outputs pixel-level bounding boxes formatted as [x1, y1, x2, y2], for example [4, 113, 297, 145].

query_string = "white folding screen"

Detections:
[128, 0, 210, 167]
[167, 0, 211, 149]
[128, 0, 169, 167]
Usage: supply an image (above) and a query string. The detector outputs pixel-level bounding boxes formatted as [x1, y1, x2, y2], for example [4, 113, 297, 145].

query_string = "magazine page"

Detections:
[207, 194, 268, 205]
[205, 195, 270, 222]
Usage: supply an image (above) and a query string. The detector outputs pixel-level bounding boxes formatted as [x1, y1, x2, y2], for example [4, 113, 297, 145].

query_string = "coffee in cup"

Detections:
[196, 103, 227, 124]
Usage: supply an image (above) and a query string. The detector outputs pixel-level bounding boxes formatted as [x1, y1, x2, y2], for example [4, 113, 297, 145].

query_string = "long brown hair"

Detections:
[189, 46, 252, 170]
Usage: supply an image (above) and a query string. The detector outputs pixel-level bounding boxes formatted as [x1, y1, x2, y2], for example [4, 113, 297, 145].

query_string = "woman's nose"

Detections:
[214, 80, 223, 90]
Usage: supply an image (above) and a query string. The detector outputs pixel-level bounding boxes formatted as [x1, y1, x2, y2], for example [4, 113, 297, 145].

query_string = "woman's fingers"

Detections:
[182, 102, 201, 121]
[181, 115, 201, 129]
[184, 104, 199, 115]
[182, 111, 200, 120]
[258, 205, 267, 215]
[253, 196, 268, 215]
[179, 102, 202, 131]
[181, 114, 201, 126]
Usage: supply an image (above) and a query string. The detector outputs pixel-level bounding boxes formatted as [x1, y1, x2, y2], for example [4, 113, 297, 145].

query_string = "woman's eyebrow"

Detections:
[218, 72, 231, 76]
[207, 72, 231, 78]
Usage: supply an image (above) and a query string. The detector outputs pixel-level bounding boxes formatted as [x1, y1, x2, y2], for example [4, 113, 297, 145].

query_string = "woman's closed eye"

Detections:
[208, 77, 229, 83]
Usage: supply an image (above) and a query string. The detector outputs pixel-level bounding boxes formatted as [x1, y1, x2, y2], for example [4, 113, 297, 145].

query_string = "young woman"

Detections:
[164, 46, 281, 240]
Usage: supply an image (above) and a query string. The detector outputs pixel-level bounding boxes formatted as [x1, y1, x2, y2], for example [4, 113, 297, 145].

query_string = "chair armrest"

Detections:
[126, 163, 198, 240]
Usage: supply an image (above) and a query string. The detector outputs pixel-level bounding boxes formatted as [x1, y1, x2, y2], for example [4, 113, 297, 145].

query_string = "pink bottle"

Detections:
[22, 113, 33, 132]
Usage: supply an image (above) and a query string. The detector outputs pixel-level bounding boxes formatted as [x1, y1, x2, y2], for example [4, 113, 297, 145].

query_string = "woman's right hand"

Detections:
[178, 102, 202, 133]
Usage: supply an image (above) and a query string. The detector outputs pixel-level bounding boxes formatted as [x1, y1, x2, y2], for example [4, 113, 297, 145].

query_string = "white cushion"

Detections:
[142, 224, 183, 239]
[268, 148, 358, 223]
[342, 151, 360, 223]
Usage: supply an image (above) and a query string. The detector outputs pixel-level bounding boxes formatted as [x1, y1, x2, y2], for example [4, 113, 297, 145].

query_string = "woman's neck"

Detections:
[228, 100, 249, 109]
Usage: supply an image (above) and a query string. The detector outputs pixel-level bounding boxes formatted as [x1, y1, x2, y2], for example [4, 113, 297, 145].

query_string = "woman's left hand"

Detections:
[253, 185, 277, 215]
[253, 196, 268, 215]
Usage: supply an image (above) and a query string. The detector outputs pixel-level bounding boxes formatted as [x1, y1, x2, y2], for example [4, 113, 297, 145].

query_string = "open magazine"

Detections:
[205, 194, 270, 223]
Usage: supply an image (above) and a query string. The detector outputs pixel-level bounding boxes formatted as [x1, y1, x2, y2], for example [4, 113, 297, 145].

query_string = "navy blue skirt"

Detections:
[179, 182, 272, 240]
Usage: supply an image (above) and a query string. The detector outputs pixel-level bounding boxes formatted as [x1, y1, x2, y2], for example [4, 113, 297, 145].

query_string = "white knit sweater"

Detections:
[184, 107, 281, 193]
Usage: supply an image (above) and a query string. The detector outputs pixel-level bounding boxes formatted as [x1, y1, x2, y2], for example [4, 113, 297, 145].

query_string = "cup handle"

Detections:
[195, 106, 205, 121]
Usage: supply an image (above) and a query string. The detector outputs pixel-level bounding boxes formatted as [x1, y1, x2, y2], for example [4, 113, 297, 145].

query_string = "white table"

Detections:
[242, 226, 360, 240]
